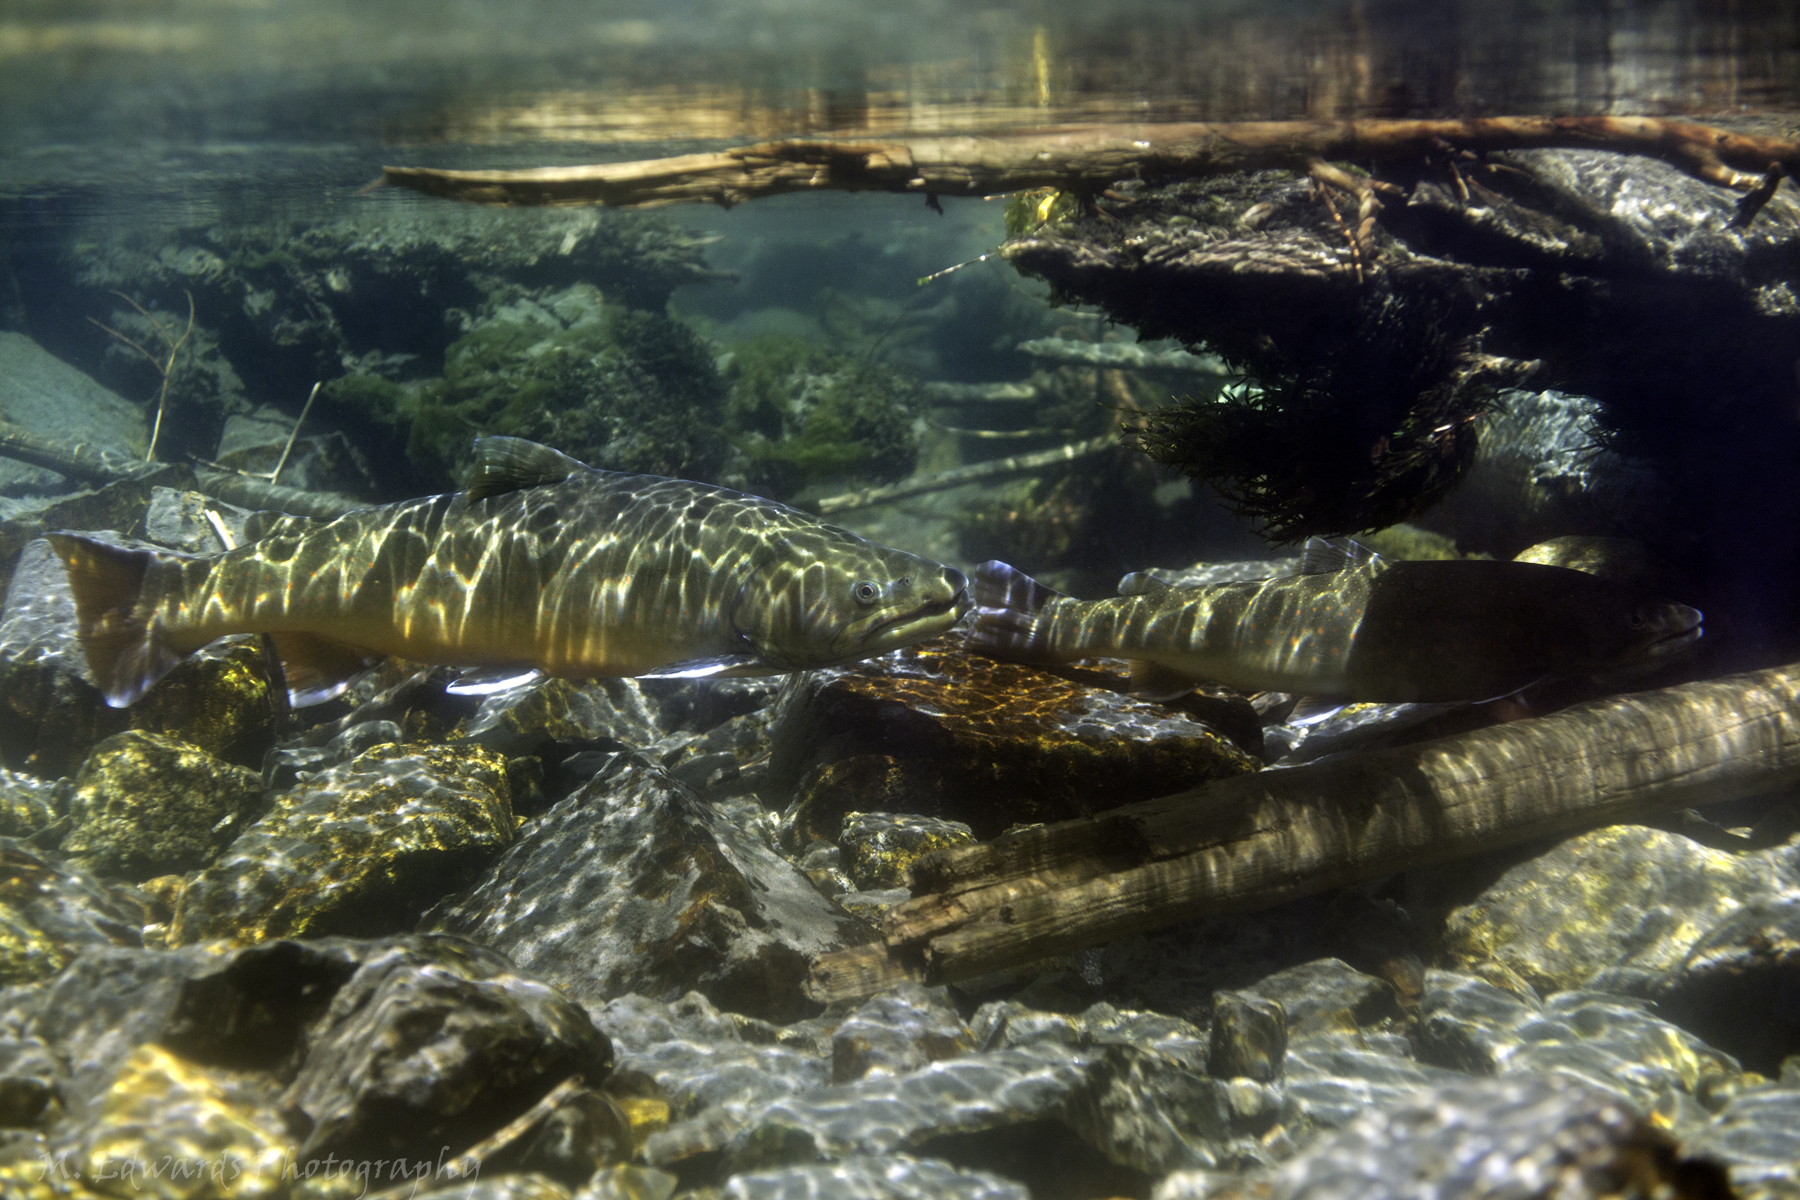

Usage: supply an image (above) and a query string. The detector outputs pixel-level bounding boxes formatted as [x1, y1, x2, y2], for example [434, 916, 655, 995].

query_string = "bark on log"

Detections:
[382, 117, 1798, 210]
[806, 662, 1800, 1002]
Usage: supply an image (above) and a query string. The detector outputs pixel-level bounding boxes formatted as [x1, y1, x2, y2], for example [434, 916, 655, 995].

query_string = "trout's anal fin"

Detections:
[446, 667, 545, 696]
[1126, 659, 1203, 701]
[267, 632, 380, 707]
[639, 653, 766, 679]
[466, 437, 591, 501]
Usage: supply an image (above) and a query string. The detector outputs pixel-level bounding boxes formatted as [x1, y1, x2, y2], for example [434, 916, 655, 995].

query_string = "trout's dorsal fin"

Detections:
[1117, 571, 1173, 596]
[466, 437, 591, 502]
[242, 510, 327, 542]
[1300, 536, 1386, 575]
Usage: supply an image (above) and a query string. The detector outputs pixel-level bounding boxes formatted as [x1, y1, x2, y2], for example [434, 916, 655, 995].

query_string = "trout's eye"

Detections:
[853, 580, 880, 605]
[1628, 608, 1648, 630]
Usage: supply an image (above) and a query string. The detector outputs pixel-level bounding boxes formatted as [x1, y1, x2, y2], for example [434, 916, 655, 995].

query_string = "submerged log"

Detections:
[0, 420, 364, 522]
[806, 662, 1800, 1002]
[383, 117, 1797, 211]
[814, 434, 1115, 514]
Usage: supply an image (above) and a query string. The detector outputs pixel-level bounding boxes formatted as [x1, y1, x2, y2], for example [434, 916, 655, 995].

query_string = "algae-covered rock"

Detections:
[1652, 895, 1800, 1076]
[81, 1041, 290, 1198]
[0, 842, 145, 986]
[1437, 825, 1769, 995]
[62, 731, 263, 883]
[169, 743, 514, 944]
[829, 984, 975, 1084]
[769, 634, 1261, 843]
[838, 812, 975, 891]
[722, 335, 921, 498]
[331, 285, 729, 489]
[0, 768, 65, 841]
[0, 538, 281, 778]
[426, 758, 862, 1024]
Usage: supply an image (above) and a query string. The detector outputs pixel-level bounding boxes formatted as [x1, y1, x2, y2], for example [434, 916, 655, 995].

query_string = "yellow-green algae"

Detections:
[169, 743, 514, 946]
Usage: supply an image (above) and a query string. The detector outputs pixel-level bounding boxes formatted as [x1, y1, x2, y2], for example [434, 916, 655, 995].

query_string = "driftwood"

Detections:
[807, 662, 1800, 1002]
[383, 117, 1796, 214]
[814, 434, 1115, 514]
[0, 420, 364, 522]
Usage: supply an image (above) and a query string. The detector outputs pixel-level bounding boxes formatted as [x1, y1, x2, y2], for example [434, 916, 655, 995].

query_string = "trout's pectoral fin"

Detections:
[446, 666, 545, 696]
[267, 632, 380, 707]
[638, 653, 767, 679]
[1126, 659, 1204, 701]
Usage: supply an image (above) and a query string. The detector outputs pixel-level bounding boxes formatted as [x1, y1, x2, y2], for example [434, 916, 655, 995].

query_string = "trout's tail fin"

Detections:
[966, 559, 1066, 663]
[45, 533, 187, 707]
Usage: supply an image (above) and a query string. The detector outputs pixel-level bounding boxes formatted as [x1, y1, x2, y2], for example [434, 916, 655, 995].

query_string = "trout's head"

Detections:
[736, 530, 970, 670]
[1573, 593, 1705, 675]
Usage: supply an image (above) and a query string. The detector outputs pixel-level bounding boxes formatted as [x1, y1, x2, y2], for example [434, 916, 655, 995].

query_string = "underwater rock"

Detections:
[830, 984, 975, 1085]
[1415, 969, 1740, 1122]
[62, 730, 263, 882]
[1650, 895, 1800, 1076]
[426, 758, 862, 1024]
[80, 1040, 290, 1196]
[595, 990, 833, 1145]
[1206, 992, 1288, 1083]
[577, 1165, 680, 1200]
[430, 1176, 574, 1200]
[0, 1029, 59, 1127]
[838, 812, 976, 891]
[0, 537, 282, 777]
[1436, 825, 1774, 995]
[1235, 958, 1405, 1044]
[462, 676, 668, 759]
[1680, 1083, 1800, 1200]
[0, 767, 65, 841]
[0, 842, 146, 986]
[1152, 1074, 1729, 1200]
[1058, 1042, 1243, 1175]
[170, 742, 514, 944]
[716, 1154, 1029, 1200]
[0, 332, 147, 494]
[281, 938, 611, 1165]
[769, 635, 1260, 844]
[139, 485, 251, 555]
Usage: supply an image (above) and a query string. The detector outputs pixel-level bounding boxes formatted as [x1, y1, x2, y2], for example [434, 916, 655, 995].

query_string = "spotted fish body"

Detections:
[969, 540, 1703, 703]
[51, 437, 970, 708]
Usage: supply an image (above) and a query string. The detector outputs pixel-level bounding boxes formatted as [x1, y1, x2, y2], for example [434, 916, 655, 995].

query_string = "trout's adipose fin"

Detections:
[967, 559, 1066, 663]
[45, 533, 187, 708]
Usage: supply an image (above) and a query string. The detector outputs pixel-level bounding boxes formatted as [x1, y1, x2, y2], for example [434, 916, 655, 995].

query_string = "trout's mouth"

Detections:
[860, 585, 971, 644]
[1638, 603, 1704, 661]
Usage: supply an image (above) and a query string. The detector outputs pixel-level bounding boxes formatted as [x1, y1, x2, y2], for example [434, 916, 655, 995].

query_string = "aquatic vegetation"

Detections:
[323, 292, 730, 489]
[723, 334, 923, 498]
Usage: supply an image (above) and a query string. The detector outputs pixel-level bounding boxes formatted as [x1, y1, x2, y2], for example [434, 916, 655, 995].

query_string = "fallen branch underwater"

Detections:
[382, 116, 1799, 215]
[806, 662, 1800, 1003]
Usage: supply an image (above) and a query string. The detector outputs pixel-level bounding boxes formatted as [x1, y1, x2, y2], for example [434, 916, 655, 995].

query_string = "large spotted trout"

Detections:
[969, 539, 1701, 702]
[50, 436, 969, 707]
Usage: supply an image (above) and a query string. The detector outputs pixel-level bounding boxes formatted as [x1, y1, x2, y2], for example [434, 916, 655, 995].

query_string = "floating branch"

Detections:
[807, 661, 1800, 1002]
[383, 117, 1798, 212]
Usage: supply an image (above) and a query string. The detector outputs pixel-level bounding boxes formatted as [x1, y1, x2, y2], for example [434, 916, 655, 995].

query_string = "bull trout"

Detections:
[969, 539, 1701, 702]
[50, 436, 970, 708]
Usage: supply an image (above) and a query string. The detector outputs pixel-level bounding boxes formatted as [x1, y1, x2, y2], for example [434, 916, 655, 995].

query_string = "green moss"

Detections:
[330, 300, 729, 488]
[723, 335, 920, 498]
